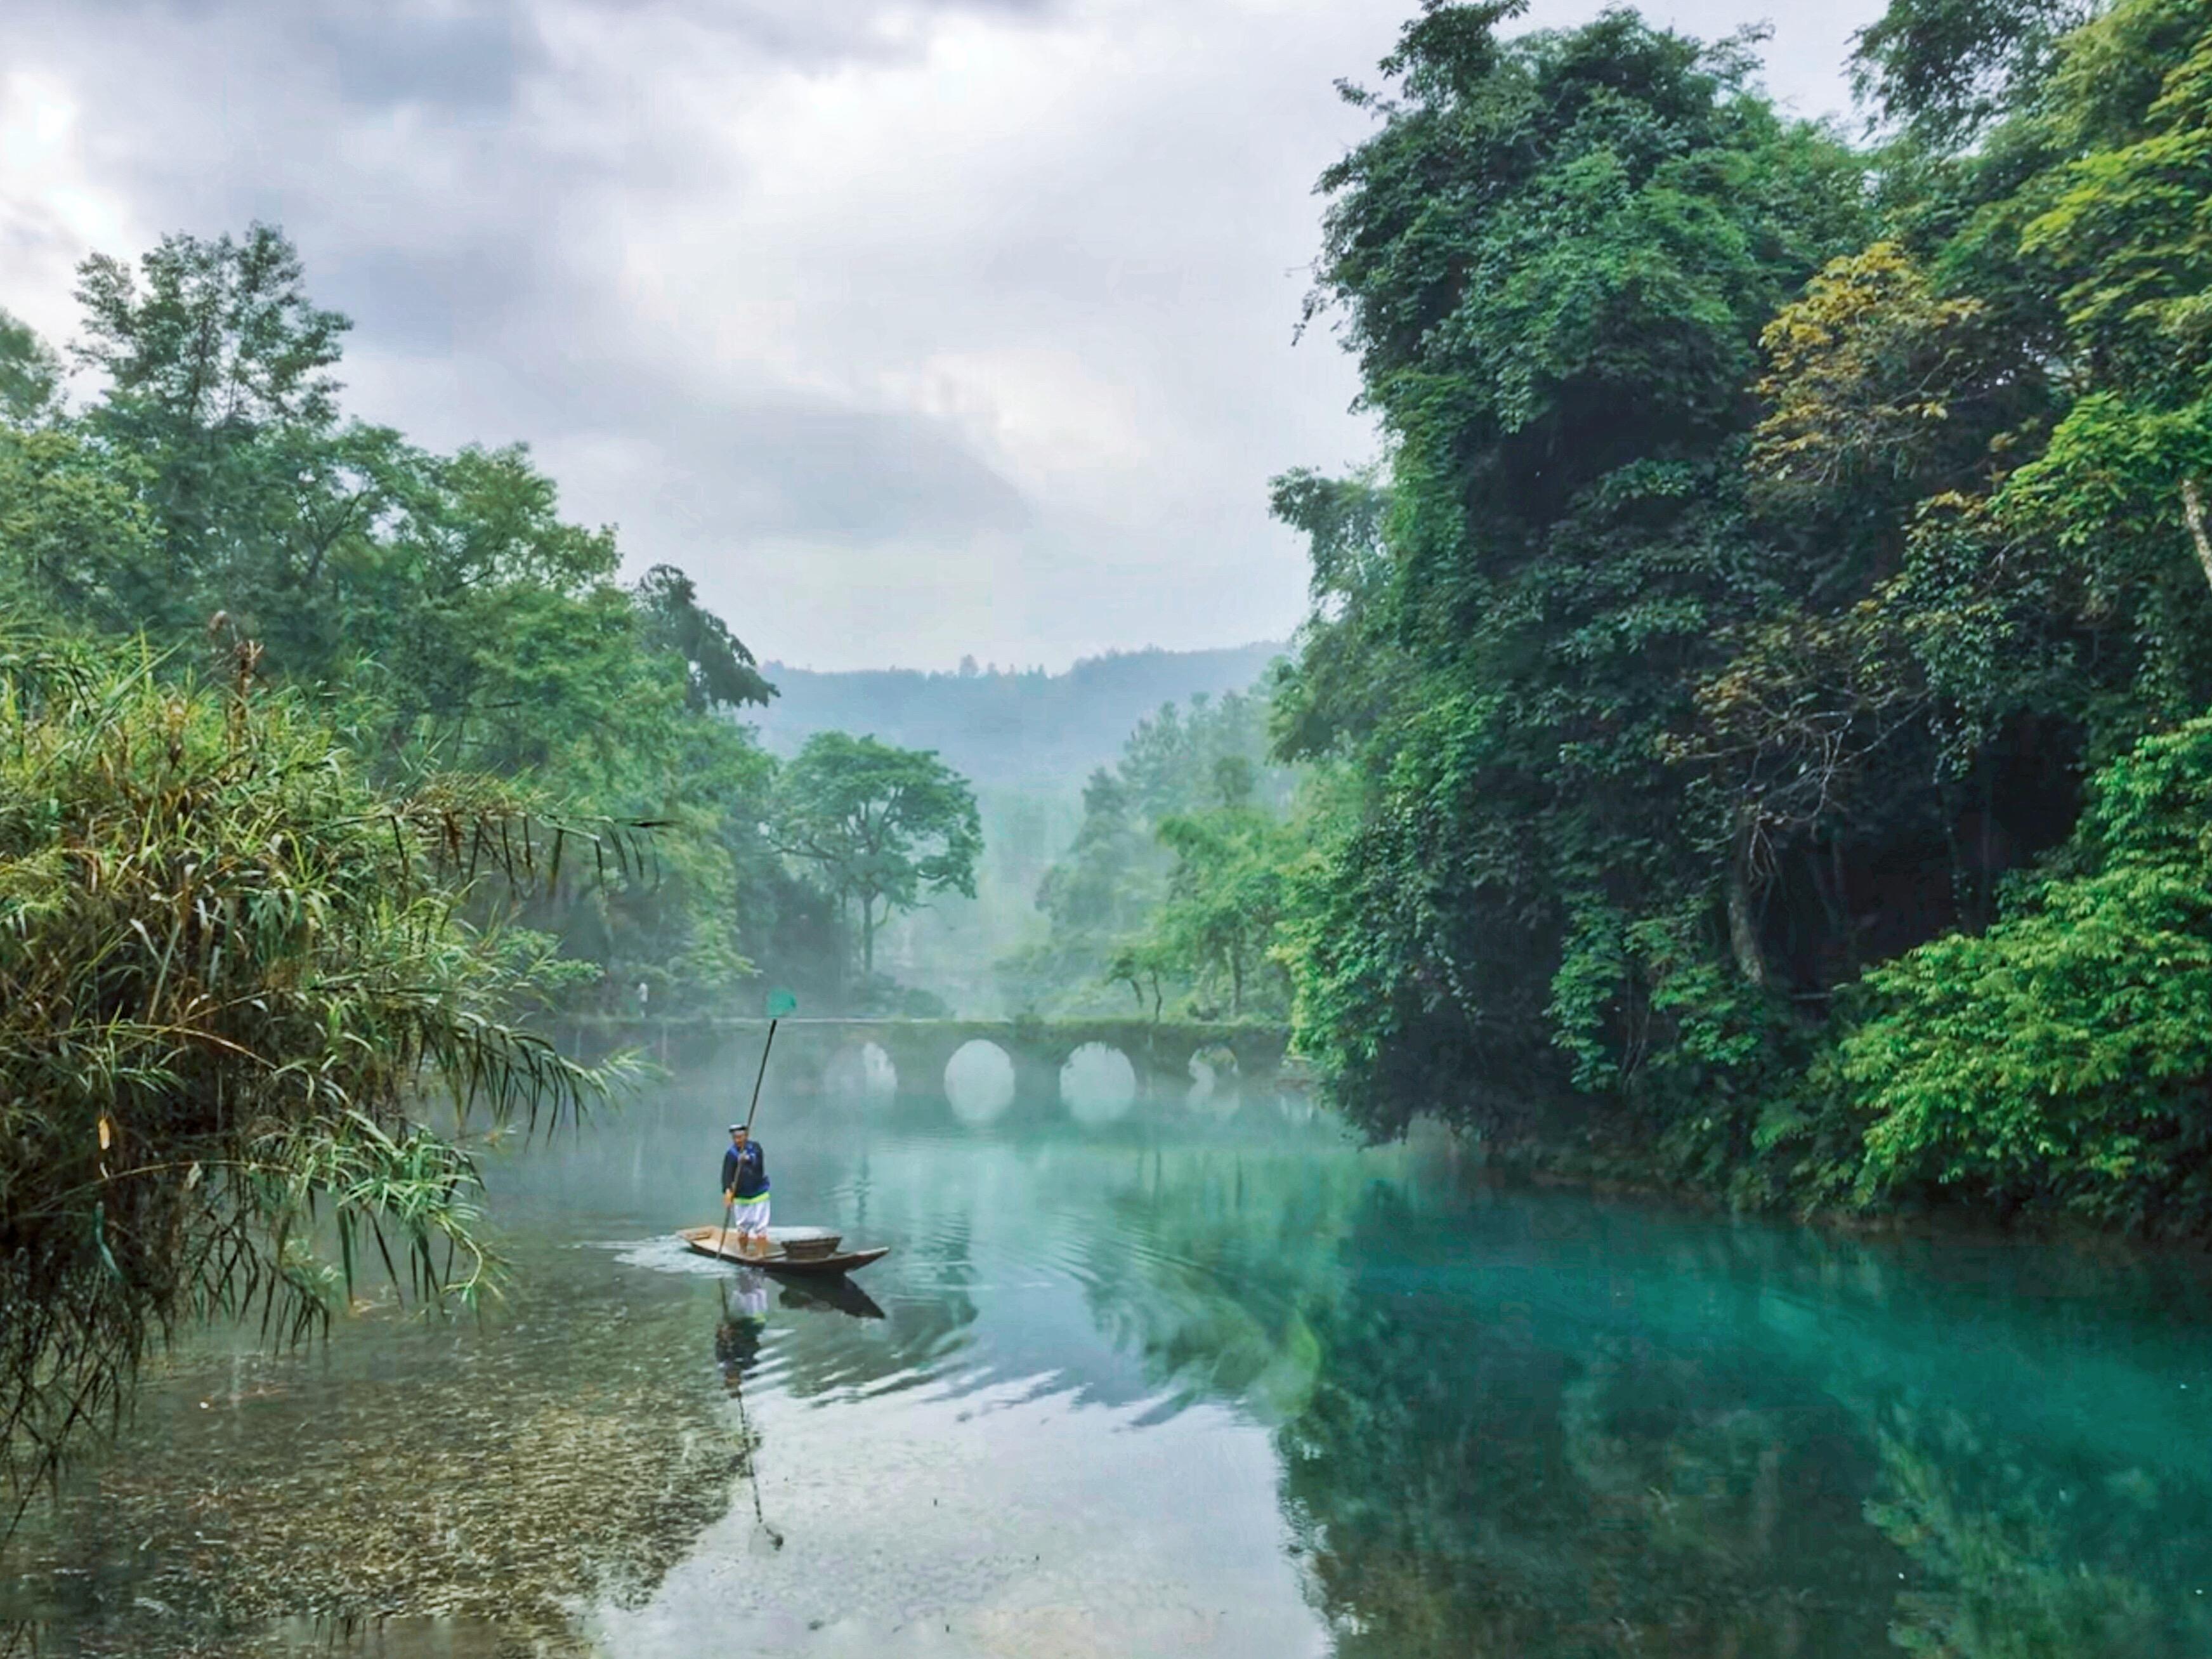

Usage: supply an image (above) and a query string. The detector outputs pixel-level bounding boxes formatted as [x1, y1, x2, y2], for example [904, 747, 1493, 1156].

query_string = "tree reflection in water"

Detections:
[1267, 1190, 1897, 1656]
[1089, 1131, 2212, 1657]
[1868, 1404, 2212, 1656]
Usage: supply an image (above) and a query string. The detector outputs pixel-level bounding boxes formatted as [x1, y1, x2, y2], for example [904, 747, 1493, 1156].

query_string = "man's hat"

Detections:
[728, 1123, 744, 1132]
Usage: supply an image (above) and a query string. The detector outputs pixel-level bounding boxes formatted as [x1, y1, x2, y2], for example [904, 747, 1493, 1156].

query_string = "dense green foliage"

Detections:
[0, 638, 607, 1512]
[0, 226, 971, 1015]
[1003, 688, 1299, 1016]
[1276, 0, 1875, 1144]
[1835, 718, 2212, 1229]
[1260, 0, 2212, 1233]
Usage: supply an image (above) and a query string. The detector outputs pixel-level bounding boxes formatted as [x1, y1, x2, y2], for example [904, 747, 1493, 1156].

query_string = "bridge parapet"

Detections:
[557, 1015, 1293, 1107]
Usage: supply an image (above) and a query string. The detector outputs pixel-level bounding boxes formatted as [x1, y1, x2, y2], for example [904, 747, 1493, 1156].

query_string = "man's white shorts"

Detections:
[732, 1196, 771, 1236]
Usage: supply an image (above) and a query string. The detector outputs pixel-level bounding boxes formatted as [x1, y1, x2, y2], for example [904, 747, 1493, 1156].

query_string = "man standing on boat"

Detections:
[722, 1123, 771, 1258]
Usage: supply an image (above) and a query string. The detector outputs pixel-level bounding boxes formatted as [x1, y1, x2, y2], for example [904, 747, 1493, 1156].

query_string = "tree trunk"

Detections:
[861, 900, 875, 977]
[1940, 780, 1972, 930]
[1230, 948, 1245, 1018]
[2185, 478, 2212, 592]
[1977, 763, 1998, 931]
[1727, 823, 1772, 992]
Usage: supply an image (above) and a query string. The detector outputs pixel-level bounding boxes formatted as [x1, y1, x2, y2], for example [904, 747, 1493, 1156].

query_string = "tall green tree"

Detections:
[69, 224, 358, 639]
[1276, 1, 1869, 1151]
[1146, 795, 1302, 1020]
[775, 733, 982, 978]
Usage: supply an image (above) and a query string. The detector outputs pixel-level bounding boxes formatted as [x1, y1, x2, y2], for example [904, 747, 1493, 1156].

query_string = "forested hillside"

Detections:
[751, 643, 1283, 789]
[1120, 0, 2212, 1237]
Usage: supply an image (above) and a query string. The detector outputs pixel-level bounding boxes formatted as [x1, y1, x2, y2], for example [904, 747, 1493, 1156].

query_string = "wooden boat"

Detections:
[679, 1224, 889, 1276]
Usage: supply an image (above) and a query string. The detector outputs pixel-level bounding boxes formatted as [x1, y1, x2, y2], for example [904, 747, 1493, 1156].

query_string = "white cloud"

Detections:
[0, 70, 144, 347]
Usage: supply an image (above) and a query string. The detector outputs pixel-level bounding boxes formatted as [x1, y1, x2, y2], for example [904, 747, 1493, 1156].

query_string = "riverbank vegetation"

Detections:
[1016, 0, 2212, 1239]
[1276, 0, 2212, 1233]
[0, 634, 607, 1514]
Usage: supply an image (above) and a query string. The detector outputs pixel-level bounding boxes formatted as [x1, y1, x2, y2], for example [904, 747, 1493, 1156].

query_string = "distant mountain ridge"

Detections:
[748, 642, 1285, 790]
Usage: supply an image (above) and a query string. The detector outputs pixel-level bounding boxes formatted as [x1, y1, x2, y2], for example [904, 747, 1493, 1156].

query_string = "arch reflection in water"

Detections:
[944, 1039, 1015, 1124]
[1186, 1052, 1216, 1104]
[1061, 1041, 1137, 1125]
[822, 1040, 897, 1104]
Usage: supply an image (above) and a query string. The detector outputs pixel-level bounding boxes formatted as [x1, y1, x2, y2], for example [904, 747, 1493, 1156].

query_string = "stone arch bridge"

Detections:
[558, 1016, 1294, 1107]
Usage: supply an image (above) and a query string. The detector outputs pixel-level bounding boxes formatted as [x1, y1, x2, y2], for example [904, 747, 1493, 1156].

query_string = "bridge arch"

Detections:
[945, 1039, 1016, 1124]
[1061, 1042, 1138, 1125]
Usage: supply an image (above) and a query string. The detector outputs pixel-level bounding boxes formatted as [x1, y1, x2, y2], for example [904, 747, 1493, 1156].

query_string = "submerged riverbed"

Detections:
[9, 1071, 2212, 1656]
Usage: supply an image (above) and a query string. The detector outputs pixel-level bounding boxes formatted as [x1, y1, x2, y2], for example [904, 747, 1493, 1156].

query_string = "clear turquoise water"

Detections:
[10, 1075, 2212, 1657]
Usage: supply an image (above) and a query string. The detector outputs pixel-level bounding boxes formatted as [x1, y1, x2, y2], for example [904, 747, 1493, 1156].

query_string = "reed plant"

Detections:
[0, 633, 618, 1523]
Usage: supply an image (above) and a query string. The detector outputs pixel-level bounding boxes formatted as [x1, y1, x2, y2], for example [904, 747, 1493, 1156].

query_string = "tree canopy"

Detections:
[775, 733, 983, 978]
[1227, 0, 2212, 1232]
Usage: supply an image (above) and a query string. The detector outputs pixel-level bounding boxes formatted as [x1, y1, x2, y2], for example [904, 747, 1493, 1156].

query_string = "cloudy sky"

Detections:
[3, 0, 1888, 670]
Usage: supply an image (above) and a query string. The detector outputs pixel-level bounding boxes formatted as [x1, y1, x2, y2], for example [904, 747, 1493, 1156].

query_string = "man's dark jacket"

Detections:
[722, 1141, 768, 1199]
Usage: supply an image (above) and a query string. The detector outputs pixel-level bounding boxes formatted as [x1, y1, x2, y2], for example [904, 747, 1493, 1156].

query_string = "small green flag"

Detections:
[765, 988, 799, 1018]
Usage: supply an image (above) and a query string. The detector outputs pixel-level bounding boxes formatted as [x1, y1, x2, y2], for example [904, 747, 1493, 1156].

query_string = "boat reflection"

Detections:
[775, 1273, 885, 1321]
[714, 1265, 887, 1396]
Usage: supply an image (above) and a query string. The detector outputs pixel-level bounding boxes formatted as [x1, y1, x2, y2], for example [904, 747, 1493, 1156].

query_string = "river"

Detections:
[8, 1067, 2212, 1656]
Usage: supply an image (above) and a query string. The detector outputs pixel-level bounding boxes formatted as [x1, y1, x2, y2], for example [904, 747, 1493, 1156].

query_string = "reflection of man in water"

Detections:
[721, 1123, 771, 1257]
[715, 1269, 771, 1393]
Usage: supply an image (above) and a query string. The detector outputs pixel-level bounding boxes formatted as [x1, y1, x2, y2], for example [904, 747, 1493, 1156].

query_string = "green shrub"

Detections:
[0, 638, 613, 1510]
[1840, 716, 2212, 1231]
